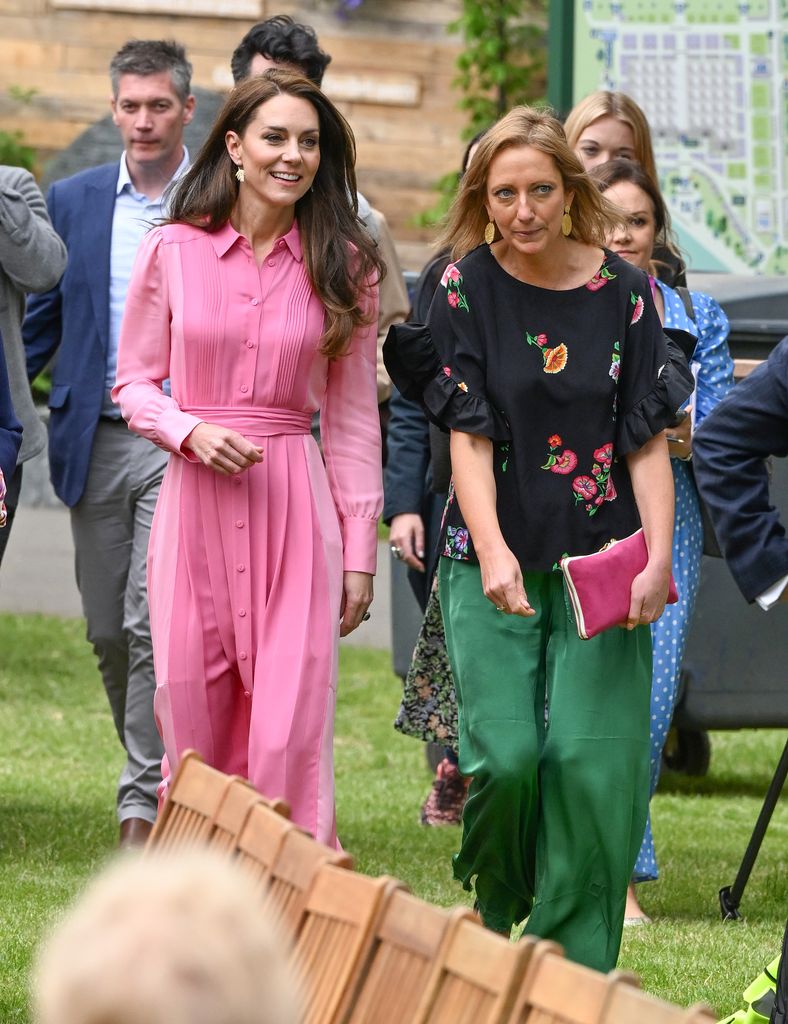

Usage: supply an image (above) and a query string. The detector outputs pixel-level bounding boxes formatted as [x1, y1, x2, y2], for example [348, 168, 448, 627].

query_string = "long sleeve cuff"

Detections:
[756, 573, 788, 610]
[342, 516, 379, 574]
[155, 406, 203, 460]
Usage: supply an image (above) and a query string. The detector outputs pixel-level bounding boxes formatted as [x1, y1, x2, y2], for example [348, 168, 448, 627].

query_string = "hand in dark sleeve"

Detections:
[693, 338, 788, 602]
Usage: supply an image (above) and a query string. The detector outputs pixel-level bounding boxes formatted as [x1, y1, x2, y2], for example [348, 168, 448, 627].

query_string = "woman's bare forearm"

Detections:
[450, 431, 506, 557]
[626, 431, 674, 571]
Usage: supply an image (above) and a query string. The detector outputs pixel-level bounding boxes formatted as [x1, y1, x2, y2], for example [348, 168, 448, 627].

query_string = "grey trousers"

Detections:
[70, 420, 167, 823]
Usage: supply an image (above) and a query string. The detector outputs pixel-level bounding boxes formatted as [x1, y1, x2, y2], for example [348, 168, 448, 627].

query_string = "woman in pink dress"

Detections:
[113, 71, 384, 846]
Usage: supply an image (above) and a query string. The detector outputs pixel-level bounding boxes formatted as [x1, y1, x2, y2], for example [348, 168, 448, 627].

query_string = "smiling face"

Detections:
[111, 71, 194, 178]
[485, 144, 572, 261]
[604, 179, 657, 271]
[574, 115, 636, 170]
[225, 92, 320, 210]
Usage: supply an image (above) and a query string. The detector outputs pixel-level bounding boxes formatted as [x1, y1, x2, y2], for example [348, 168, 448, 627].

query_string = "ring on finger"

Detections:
[362, 612, 371, 622]
[390, 544, 404, 560]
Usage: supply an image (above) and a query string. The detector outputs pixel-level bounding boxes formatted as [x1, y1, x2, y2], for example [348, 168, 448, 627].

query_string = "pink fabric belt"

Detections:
[182, 405, 313, 438]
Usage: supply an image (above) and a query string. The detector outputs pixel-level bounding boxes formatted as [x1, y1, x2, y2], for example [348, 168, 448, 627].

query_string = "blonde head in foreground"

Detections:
[33, 850, 299, 1024]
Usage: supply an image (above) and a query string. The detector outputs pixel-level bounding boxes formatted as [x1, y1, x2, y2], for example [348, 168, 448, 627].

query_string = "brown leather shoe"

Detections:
[119, 817, 154, 848]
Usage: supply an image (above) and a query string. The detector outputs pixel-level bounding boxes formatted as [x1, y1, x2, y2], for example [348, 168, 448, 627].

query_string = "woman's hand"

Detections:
[665, 405, 693, 460]
[389, 513, 426, 572]
[478, 544, 534, 617]
[339, 570, 374, 636]
[183, 423, 264, 475]
[626, 561, 672, 629]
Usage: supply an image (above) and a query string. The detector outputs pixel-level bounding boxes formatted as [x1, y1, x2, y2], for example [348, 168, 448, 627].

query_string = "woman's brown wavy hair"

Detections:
[167, 70, 383, 358]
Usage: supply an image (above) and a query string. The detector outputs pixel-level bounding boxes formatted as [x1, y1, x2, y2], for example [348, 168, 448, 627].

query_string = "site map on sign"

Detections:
[573, 0, 788, 273]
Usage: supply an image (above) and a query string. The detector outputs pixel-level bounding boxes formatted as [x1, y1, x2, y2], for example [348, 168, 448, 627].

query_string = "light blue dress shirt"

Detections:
[102, 148, 189, 416]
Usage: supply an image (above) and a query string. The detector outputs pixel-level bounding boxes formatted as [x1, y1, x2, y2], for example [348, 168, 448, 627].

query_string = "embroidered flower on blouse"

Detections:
[585, 264, 617, 291]
[630, 292, 645, 325]
[546, 435, 618, 518]
[572, 475, 598, 501]
[526, 332, 568, 374]
[441, 263, 469, 312]
[544, 344, 568, 374]
[440, 263, 461, 287]
[542, 436, 578, 475]
[541, 443, 578, 475]
[609, 341, 621, 381]
[443, 525, 470, 560]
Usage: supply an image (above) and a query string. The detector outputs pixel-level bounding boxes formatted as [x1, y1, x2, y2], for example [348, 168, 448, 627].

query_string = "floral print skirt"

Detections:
[394, 583, 458, 747]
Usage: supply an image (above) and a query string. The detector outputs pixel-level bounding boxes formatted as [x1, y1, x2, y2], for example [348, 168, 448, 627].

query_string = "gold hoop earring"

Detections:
[561, 204, 572, 237]
[235, 165, 245, 183]
[484, 220, 496, 245]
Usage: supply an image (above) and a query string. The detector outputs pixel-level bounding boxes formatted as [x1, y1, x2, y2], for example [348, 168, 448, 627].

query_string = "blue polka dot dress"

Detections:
[633, 283, 735, 884]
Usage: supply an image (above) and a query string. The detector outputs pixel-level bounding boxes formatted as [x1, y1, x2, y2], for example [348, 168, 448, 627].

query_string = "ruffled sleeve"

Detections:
[615, 281, 694, 455]
[382, 264, 511, 442]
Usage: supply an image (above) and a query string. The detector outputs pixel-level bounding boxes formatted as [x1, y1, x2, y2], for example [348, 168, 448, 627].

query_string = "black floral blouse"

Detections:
[384, 245, 693, 574]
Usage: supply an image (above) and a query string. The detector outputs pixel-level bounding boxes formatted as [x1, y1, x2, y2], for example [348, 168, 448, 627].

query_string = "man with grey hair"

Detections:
[24, 39, 195, 846]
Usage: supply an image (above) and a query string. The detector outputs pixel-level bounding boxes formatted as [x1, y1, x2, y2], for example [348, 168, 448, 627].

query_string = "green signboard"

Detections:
[552, 0, 788, 273]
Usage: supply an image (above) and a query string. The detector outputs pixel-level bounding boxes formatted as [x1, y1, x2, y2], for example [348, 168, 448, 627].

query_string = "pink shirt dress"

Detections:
[113, 219, 382, 845]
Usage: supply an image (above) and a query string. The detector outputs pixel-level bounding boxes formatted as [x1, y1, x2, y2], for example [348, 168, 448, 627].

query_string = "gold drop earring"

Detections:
[561, 204, 573, 237]
[484, 220, 496, 245]
[235, 165, 245, 183]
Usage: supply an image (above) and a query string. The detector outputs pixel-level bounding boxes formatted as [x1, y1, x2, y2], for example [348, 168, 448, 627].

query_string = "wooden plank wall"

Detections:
[0, 0, 472, 268]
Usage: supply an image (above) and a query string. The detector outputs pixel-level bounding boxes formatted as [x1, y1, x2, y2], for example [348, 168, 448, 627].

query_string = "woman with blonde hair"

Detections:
[385, 105, 692, 970]
[565, 90, 686, 286]
[564, 90, 657, 179]
[113, 71, 383, 847]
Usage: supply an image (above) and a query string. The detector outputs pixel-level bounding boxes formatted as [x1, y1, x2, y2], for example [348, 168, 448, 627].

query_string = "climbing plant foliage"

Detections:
[417, 0, 547, 226]
[451, 0, 547, 139]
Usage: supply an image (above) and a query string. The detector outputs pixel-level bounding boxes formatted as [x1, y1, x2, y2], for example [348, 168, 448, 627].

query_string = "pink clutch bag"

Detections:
[560, 529, 678, 640]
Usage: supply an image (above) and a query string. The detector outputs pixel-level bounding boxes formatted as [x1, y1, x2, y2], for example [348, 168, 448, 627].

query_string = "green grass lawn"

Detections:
[2, 612, 786, 1021]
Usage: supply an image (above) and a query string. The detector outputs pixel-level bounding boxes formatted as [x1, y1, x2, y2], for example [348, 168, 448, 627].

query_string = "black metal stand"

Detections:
[720, 737, 788, 920]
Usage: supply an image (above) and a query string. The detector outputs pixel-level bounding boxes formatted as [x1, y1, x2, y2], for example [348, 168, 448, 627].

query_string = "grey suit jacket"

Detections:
[0, 165, 67, 464]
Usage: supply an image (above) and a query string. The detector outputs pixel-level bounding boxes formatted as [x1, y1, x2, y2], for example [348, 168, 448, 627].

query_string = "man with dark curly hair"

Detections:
[231, 14, 331, 86]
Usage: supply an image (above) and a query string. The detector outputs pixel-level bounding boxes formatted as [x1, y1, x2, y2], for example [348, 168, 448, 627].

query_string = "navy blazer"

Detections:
[23, 162, 119, 507]
[694, 336, 788, 602]
[0, 331, 22, 483]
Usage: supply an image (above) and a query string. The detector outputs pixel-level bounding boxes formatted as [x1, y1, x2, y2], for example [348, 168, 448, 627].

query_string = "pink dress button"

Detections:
[236, 520, 245, 528]
[240, 385, 248, 393]
[237, 563, 245, 572]
[239, 651, 247, 661]
[238, 608, 246, 617]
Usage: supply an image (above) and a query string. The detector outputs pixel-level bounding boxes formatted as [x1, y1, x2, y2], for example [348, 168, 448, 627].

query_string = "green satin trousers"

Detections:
[439, 559, 652, 972]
